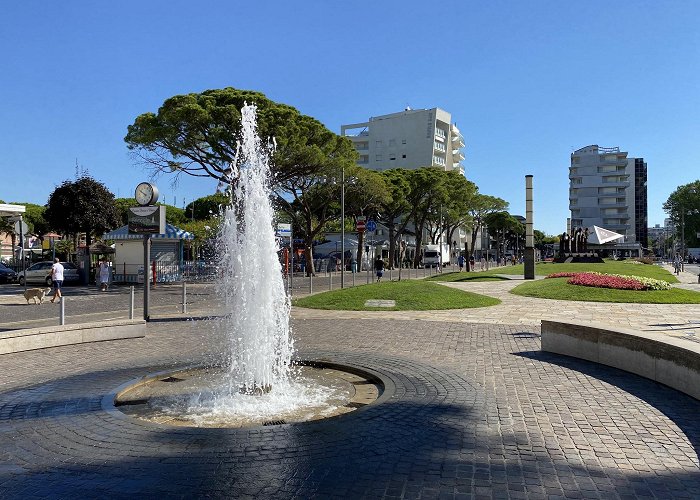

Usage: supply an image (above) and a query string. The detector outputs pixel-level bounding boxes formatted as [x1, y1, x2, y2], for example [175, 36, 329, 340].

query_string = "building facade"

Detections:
[569, 145, 648, 245]
[340, 107, 466, 175]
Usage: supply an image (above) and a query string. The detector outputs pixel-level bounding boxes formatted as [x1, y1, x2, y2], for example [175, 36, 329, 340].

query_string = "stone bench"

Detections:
[0, 319, 146, 355]
[541, 320, 700, 401]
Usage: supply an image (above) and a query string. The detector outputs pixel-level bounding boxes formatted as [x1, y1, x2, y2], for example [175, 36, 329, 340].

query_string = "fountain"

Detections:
[111, 104, 386, 427]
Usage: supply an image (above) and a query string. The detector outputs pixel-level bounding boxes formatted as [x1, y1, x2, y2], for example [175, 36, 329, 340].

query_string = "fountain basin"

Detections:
[111, 361, 386, 428]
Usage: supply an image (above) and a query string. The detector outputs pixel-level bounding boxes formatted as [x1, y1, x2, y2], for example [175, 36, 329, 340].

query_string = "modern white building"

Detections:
[340, 107, 466, 176]
[569, 145, 648, 246]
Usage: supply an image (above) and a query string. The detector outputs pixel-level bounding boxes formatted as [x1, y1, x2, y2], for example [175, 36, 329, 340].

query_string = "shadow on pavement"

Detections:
[514, 349, 700, 462]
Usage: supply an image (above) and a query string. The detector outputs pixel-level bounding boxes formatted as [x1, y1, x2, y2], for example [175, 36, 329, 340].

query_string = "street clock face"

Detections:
[135, 182, 159, 206]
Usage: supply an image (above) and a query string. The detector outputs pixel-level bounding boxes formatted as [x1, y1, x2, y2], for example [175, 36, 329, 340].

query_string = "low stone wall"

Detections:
[541, 320, 700, 401]
[0, 319, 146, 355]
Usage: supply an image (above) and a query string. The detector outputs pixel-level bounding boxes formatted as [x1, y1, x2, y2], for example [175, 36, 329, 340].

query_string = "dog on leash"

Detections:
[23, 287, 52, 305]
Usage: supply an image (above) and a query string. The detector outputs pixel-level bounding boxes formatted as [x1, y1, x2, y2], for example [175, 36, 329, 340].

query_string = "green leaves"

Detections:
[44, 176, 120, 247]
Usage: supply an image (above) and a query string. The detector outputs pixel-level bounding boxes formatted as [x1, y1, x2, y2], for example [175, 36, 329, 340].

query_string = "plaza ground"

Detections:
[0, 267, 698, 498]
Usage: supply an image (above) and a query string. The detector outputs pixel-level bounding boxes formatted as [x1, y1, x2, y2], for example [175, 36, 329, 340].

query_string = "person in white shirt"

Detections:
[50, 258, 64, 303]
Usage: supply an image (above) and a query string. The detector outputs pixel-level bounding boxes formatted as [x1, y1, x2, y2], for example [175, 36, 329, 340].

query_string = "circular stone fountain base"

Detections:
[113, 361, 384, 428]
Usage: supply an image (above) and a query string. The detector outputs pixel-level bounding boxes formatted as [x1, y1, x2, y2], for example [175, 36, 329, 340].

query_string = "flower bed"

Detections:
[545, 272, 671, 291]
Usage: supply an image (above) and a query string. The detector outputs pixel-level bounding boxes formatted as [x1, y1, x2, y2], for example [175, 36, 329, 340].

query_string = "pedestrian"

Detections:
[469, 255, 475, 270]
[458, 254, 465, 272]
[49, 258, 64, 303]
[98, 259, 110, 291]
[374, 256, 385, 282]
[674, 254, 681, 275]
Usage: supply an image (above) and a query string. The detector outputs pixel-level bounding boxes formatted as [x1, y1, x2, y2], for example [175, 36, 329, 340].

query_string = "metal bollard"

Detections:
[309, 274, 313, 294]
[129, 286, 135, 320]
[352, 271, 355, 287]
[182, 281, 187, 314]
[329, 271, 332, 291]
[59, 298, 65, 325]
[389, 268, 393, 281]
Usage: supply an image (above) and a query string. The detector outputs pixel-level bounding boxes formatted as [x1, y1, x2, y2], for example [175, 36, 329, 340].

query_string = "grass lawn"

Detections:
[292, 280, 501, 311]
[429, 260, 679, 283]
[510, 277, 700, 304]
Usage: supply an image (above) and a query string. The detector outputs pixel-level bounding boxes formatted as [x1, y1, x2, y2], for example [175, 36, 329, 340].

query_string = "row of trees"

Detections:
[124, 87, 547, 273]
[2, 86, 558, 275]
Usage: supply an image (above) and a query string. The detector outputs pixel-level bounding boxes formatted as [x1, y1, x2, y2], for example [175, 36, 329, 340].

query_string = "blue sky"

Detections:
[1, 1, 698, 235]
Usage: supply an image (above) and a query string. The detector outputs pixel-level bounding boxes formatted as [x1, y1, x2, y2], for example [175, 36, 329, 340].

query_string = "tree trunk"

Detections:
[304, 237, 315, 277]
[356, 230, 365, 271]
[83, 230, 92, 285]
[387, 225, 396, 269]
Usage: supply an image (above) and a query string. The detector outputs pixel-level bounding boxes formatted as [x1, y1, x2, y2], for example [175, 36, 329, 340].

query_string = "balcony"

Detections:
[433, 155, 446, 167]
[601, 176, 630, 186]
[451, 133, 465, 148]
[434, 142, 446, 153]
[435, 128, 446, 139]
[452, 150, 465, 161]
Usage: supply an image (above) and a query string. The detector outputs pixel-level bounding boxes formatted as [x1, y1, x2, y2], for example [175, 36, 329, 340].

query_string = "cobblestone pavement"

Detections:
[1, 315, 699, 498]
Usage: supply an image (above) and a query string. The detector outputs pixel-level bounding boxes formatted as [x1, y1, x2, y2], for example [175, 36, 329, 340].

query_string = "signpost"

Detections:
[356, 216, 366, 232]
[277, 223, 293, 295]
[8, 216, 26, 290]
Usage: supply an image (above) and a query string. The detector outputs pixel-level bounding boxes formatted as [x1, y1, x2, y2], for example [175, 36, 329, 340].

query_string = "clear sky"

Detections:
[1, 1, 698, 235]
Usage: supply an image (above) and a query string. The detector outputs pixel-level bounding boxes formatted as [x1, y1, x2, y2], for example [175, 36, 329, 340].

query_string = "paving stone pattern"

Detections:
[0, 317, 699, 498]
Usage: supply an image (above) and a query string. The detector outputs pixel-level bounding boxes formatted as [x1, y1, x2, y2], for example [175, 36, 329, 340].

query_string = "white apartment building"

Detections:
[569, 145, 648, 245]
[340, 107, 466, 175]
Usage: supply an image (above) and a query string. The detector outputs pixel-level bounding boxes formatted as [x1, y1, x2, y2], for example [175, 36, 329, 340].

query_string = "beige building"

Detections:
[341, 107, 465, 175]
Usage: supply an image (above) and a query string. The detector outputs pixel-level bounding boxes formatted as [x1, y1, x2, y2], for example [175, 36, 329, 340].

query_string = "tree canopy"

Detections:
[125, 87, 357, 190]
[44, 176, 121, 250]
[663, 180, 700, 250]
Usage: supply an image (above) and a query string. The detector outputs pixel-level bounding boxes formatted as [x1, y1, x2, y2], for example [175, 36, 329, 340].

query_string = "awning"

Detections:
[103, 224, 194, 240]
[0, 204, 26, 217]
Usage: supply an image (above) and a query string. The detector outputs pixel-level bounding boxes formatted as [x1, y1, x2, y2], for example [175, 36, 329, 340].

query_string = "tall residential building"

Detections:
[569, 145, 648, 245]
[340, 107, 466, 176]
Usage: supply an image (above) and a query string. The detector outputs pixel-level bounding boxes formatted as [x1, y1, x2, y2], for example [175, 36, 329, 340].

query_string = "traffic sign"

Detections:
[366, 220, 376, 232]
[356, 216, 366, 232]
[276, 223, 292, 237]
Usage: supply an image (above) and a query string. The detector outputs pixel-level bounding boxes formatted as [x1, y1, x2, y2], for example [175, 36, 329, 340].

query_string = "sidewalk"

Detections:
[661, 263, 700, 287]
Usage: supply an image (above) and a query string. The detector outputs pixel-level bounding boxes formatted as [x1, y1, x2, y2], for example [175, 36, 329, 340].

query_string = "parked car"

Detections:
[0, 263, 18, 284]
[17, 261, 80, 286]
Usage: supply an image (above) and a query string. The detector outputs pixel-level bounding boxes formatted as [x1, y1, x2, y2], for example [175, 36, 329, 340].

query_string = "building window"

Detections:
[375, 154, 382, 161]
[389, 139, 396, 146]
[402, 154, 406, 159]
[571, 177, 582, 185]
[376, 140, 382, 148]
[402, 139, 407, 144]
[390, 156, 396, 161]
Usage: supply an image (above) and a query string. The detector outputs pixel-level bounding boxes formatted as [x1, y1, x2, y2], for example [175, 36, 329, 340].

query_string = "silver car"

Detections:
[18, 261, 80, 286]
